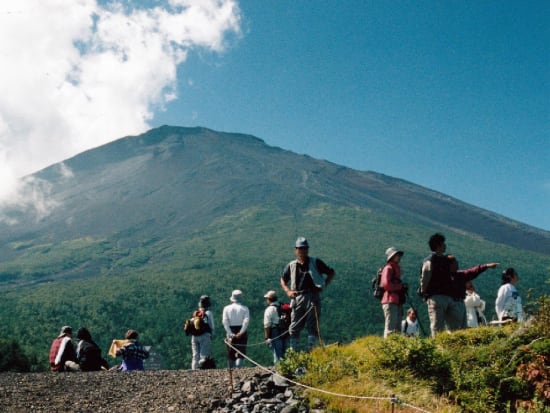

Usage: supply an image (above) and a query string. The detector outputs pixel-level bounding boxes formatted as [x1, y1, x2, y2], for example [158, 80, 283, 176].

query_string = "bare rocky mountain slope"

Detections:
[0, 125, 548, 256]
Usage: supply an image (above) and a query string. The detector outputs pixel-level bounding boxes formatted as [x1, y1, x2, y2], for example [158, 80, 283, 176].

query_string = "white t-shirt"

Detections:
[495, 283, 523, 321]
[401, 317, 419, 336]
[263, 302, 280, 328]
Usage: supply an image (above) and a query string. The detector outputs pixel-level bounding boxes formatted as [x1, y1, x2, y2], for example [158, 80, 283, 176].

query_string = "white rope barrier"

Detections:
[223, 339, 433, 413]
[244, 304, 315, 347]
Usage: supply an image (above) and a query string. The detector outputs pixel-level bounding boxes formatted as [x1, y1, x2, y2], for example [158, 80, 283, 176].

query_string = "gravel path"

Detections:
[0, 367, 297, 412]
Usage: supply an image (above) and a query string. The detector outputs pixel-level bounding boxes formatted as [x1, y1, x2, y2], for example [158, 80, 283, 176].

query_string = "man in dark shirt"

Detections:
[420, 233, 456, 337]
[280, 237, 335, 352]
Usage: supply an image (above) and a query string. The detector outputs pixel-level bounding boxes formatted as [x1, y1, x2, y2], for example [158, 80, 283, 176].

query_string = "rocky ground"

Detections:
[0, 367, 317, 412]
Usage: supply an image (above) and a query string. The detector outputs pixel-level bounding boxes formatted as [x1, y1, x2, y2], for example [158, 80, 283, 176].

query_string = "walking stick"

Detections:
[225, 339, 234, 397]
[405, 291, 428, 337]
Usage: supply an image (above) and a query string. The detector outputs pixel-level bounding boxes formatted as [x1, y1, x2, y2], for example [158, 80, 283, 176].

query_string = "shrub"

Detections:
[277, 349, 313, 380]
[374, 335, 452, 393]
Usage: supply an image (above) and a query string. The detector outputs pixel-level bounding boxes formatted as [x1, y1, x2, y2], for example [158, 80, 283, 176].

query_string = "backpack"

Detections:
[276, 303, 291, 338]
[417, 255, 434, 300]
[371, 267, 384, 300]
[183, 309, 211, 336]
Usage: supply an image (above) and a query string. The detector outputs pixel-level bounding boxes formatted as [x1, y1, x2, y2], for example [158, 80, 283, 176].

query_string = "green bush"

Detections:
[374, 335, 452, 393]
[277, 349, 313, 379]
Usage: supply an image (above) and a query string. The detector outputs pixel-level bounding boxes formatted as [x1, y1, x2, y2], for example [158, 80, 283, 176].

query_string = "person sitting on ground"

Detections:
[112, 329, 150, 371]
[76, 327, 109, 371]
[49, 325, 79, 372]
[464, 282, 486, 327]
[495, 268, 523, 322]
[401, 308, 420, 337]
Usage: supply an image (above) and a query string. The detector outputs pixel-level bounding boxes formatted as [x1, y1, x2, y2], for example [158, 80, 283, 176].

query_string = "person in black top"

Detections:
[76, 327, 108, 371]
[420, 233, 458, 337]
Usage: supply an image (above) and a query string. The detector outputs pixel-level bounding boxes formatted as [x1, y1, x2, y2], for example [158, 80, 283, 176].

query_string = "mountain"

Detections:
[1, 125, 548, 254]
[0, 125, 548, 371]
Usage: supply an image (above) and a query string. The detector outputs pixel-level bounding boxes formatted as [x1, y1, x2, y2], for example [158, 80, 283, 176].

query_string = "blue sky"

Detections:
[0, 1, 548, 231]
[154, 1, 550, 231]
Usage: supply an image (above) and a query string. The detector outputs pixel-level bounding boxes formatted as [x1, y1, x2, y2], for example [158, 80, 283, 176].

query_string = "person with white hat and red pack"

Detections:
[263, 290, 288, 364]
[381, 247, 407, 338]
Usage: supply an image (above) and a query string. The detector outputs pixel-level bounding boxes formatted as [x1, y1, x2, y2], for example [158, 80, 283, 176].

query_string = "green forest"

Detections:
[0, 204, 549, 372]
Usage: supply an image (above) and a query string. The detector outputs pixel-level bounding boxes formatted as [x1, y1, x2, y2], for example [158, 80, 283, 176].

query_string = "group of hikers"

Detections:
[186, 233, 524, 370]
[49, 327, 150, 372]
[185, 235, 334, 370]
[381, 232, 523, 339]
[50, 232, 524, 372]
[187, 233, 524, 370]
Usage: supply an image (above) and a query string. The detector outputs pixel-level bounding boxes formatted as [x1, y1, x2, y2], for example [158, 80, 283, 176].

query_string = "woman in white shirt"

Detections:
[401, 308, 420, 337]
[495, 268, 523, 322]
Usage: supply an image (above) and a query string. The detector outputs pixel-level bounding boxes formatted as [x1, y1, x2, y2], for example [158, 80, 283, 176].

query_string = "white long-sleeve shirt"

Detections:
[495, 283, 523, 321]
[222, 302, 250, 335]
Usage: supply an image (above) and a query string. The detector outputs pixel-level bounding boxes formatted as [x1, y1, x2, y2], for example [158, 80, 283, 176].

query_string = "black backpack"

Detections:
[371, 267, 384, 300]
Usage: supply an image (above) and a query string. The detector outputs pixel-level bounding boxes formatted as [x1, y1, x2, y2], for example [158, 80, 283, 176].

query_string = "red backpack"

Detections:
[277, 303, 291, 338]
[183, 309, 211, 336]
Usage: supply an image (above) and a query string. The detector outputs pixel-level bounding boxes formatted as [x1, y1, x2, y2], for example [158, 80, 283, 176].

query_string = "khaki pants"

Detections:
[65, 361, 80, 371]
[427, 294, 465, 337]
[382, 303, 403, 338]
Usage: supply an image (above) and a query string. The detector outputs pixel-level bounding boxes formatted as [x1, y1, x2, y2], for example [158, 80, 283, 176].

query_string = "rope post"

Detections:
[390, 394, 399, 413]
[313, 304, 324, 348]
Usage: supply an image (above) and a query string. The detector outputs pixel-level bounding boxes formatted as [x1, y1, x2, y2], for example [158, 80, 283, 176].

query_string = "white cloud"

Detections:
[0, 0, 241, 218]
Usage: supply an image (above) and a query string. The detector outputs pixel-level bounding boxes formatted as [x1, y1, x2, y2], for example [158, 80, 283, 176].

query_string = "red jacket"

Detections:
[380, 261, 403, 304]
[49, 336, 77, 371]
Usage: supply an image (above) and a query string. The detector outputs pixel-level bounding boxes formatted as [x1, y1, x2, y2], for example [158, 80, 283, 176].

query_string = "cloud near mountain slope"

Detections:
[0, 126, 547, 256]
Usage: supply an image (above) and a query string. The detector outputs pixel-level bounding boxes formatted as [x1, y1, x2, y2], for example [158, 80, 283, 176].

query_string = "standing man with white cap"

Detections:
[280, 237, 335, 352]
[381, 247, 407, 338]
[222, 290, 250, 368]
[263, 290, 287, 364]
